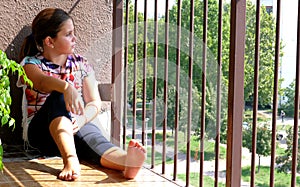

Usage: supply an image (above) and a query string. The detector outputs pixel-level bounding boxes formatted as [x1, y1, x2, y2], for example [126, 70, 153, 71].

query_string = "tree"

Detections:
[166, 0, 281, 141]
[243, 1, 284, 107]
[243, 123, 272, 173]
[125, 1, 203, 133]
[125, 0, 282, 142]
[155, 84, 201, 136]
[125, 0, 157, 105]
[280, 80, 296, 116]
[276, 126, 300, 173]
[276, 80, 300, 174]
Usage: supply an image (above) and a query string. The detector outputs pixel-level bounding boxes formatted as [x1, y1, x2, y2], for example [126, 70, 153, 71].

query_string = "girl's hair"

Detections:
[19, 8, 72, 61]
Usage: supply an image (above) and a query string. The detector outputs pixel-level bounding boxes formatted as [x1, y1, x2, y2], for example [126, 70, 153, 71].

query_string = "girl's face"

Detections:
[51, 18, 76, 54]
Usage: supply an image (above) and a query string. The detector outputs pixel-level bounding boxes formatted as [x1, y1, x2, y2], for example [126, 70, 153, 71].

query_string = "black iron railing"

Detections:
[112, 0, 299, 186]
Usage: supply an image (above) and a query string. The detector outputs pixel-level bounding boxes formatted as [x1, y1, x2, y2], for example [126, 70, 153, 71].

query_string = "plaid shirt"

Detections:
[21, 53, 93, 119]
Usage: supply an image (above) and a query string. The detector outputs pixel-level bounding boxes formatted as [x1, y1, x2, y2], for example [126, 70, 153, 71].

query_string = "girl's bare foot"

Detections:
[58, 156, 81, 181]
[124, 139, 146, 179]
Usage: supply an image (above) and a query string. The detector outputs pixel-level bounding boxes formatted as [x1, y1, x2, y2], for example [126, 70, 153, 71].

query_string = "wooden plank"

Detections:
[1, 158, 181, 187]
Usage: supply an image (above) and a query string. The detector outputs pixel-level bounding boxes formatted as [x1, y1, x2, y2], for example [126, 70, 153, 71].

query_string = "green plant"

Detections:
[0, 49, 32, 171]
[0, 50, 30, 127]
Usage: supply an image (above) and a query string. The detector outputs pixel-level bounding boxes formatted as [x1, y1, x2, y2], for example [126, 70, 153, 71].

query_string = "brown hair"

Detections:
[19, 8, 73, 61]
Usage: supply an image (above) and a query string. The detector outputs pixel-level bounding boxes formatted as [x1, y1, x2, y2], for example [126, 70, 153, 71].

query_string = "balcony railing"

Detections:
[111, 0, 299, 186]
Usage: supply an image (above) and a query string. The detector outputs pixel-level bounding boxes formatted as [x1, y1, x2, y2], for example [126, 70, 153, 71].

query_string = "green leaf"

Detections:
[1, 114, 9, 126]
[0, 49, 32, 130]
[8, 118, 15, 130]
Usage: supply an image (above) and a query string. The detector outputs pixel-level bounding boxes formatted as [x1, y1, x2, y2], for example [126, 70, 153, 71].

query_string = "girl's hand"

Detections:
[63, 83, 84, 115]
[72, 115, 87, 134]
[72, 122, 79, 134]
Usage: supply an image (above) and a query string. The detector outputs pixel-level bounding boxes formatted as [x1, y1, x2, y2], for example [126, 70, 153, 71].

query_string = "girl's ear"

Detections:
[44, 36, 54, 48]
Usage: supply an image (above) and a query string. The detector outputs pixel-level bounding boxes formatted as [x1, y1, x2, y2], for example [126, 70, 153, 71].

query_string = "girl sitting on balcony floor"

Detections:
[18, 7, 146, 181]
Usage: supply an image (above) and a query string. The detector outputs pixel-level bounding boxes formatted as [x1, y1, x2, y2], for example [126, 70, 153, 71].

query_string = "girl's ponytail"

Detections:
[18, 33, 38, 62]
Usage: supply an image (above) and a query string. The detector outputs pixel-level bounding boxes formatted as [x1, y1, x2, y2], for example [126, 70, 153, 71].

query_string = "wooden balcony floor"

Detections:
[0, 145, 182, 187]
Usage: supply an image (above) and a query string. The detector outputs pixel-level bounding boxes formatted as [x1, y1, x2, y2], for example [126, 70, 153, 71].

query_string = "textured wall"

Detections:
[0, 0, 113, 144]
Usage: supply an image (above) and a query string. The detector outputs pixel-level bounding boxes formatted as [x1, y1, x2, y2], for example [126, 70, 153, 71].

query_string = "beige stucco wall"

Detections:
[0, 0, 113, 144]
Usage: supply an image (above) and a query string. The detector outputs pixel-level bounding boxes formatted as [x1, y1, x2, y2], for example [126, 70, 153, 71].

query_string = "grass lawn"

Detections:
[151, 131, 296, 186]
[125, 136, 174, 165]
[178, 172, 226, 187]
[177, 166, 300, 187]
[144, 147, 173, 165]
[125, 111, 297, 186]
[153, 130, 285, 159]
[153, 131, 226, 161]
[241, 166, 300, 187]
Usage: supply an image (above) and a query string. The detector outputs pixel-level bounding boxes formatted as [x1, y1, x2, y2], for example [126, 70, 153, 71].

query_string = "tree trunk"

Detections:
[257, 155, 261, 173]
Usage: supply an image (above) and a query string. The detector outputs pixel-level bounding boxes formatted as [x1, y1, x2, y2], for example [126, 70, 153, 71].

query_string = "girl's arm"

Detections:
[24, 64, 83, 114]
[76, 71, 102, 127]
[24, 64, 68, 93]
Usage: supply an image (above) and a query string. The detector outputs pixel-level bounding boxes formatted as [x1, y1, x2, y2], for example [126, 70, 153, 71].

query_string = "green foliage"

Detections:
[276, 80, 300, 173]
[243, 110, 271, 124]
[242, 123, 272, 172]
[154, 132, 226, 161]
[0, 50, 31, 128]
[276, 126, 300, 173]
[244, 1, 284, 107]
[0, 49, 32, 171]
[144, 147, 173, 165]
[178, 172, 226, 187]
[280, 80, 296, 117]
[241, 166, 300, 186]
[167, 0, 280, 142]
[125, 0, 283, 145]
[276, 79, 300, 173]
[179, 166, 300, 186]
[243, 123, 272, 156]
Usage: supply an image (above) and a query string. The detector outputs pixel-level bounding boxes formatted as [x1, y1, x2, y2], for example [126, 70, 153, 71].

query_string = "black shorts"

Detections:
[27, 91, 115, 165]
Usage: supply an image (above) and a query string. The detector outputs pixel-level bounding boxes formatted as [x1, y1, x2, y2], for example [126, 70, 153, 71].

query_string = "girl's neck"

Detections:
[42, 52, 68, 66]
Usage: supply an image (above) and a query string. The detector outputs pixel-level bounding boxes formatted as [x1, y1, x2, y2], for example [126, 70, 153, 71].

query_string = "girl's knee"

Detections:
[49, 116, 73, 131]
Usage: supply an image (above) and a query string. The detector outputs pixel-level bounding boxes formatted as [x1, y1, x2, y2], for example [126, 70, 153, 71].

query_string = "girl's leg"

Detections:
[28, 91, 80, 181]
[100, 139, 146, 179]
[75, 123, 146, 179]
[49, 116, 81, 181]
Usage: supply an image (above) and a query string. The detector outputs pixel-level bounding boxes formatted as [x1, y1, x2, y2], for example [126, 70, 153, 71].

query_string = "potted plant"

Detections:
[0, 49, 31, 171]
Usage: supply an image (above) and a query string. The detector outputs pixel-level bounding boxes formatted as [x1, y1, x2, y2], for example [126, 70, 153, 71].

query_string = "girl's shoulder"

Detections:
[21, 55, 42, 66]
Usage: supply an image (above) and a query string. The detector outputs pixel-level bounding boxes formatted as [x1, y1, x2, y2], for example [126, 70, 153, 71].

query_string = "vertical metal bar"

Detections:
[214, 0, 223, 186]
[226, 0, 246, 186]
[123, 0, 130, 150]
[111, 0, 123, 146]
[186, 0, 194, 186]
[270, 1, 281, 186]
[250, 1, 261, 186]
[132, 0, 138, 139]
[291, 1, 300, 186]
[162, 0, 169, 174]
[199, 1, 208, 186]
[173, 0, 181, 181]
[151, 0, 158, 169]
[141, 0, 148, 146]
